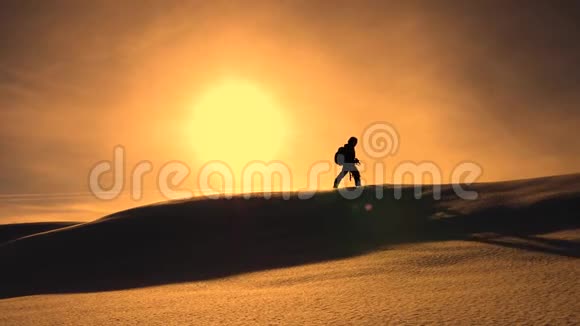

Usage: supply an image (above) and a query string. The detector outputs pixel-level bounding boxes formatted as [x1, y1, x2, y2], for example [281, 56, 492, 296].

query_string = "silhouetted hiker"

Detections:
[333, 136, 361, 188]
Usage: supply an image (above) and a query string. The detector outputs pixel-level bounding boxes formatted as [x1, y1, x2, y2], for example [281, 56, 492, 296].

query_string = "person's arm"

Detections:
[352, 149, 359, 163]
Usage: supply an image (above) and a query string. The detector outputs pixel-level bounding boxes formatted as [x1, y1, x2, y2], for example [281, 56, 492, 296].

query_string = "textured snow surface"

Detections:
[1, 230, 578, 325]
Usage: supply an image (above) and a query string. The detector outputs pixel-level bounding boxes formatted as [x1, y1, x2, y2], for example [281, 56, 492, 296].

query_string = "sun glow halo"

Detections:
[189, 80, 287, 169]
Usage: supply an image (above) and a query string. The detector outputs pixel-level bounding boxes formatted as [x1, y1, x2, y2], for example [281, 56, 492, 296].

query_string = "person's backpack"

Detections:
[334, 146, 346, 165]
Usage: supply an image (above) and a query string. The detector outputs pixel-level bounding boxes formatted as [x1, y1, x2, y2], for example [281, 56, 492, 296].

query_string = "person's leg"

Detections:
[352, 168, 361, 187]
[333, 167, 348, 188]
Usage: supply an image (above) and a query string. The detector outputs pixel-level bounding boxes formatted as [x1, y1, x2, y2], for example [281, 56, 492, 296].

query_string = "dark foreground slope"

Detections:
[0, 174, 579, 299]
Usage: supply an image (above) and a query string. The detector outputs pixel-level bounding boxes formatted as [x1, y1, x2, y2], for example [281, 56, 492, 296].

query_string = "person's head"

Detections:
[348, 136, 357, 146]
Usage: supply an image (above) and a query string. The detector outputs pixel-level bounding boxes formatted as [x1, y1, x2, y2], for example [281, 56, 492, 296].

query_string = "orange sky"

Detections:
[1, 1, 579, 223]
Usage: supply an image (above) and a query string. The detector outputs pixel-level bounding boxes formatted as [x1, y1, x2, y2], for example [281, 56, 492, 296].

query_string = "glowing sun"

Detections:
[189, 79, 287, 168]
